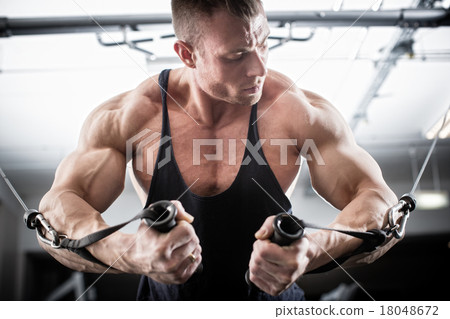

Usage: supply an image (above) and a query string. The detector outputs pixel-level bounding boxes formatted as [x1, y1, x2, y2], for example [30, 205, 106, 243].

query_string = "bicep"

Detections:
[302, 102, 386, 210]
[52, 146, 126, 213]
[308, 140, 385, 210]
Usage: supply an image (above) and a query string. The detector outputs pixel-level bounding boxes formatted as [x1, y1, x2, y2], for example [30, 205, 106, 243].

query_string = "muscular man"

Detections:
[38, 0, 397, 300]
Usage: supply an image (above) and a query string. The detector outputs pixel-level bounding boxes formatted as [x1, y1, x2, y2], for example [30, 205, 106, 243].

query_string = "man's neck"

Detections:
[180, 68, 251, 128]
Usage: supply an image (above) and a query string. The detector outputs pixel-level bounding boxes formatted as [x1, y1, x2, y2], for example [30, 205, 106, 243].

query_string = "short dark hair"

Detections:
[171, 0, 263, 47]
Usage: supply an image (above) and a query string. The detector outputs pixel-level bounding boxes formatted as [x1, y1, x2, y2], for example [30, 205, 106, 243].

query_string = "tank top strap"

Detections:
[158, 69, 172, 138]
[245, 103, 269, 166]
[248, 103, 259, 142]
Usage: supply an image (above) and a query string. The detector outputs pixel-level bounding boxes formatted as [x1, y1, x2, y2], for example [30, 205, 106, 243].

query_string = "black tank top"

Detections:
[136, 69, 305, 300]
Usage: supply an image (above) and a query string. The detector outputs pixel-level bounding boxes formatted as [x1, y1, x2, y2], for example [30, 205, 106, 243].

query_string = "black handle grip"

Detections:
[271, 213, 305, 245]
[142, 200, 178, 233]
[245, 213, 305, 286]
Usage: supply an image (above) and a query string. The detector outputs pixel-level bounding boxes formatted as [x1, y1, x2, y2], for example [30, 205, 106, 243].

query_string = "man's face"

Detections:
[193, 6, 270, 106]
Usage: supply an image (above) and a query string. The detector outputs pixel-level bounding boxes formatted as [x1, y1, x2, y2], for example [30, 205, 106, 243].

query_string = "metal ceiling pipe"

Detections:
[0, 14, 172, 37]
[348, 0, 442, 132]
[1, 9, 449, 37]
[268, 8, 449, 27]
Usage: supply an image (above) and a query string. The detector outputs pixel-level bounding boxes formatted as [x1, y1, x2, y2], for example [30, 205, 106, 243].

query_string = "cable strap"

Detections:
[300, 221, 388, 274]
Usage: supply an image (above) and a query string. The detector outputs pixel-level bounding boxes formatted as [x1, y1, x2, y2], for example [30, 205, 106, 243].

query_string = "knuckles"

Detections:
[132, 214, 202, 285]
[169, 268, 190, 284]
[248, 244, 304, 297]
[251, 252, 264, 267]
[175, 221, 199, 241]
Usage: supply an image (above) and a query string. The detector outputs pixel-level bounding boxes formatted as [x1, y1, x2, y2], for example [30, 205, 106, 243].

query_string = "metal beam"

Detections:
[0, 14, 172, 37]
[349, 28, 417, 130]
[268, 8, 449, 27]
[1, 9, 449, 37]
[348, 1, 442, 131]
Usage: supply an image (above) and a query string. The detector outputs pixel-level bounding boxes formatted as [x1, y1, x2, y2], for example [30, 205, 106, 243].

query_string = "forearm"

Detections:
[305, 186, 397, 272]
[38, 188, 130, 273]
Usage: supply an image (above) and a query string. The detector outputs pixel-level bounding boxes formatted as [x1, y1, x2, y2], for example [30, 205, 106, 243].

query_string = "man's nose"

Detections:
[246, 50, 267, 78]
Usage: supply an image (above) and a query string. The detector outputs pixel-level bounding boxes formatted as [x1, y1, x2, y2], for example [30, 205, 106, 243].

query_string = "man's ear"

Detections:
[174, 40, 196, 68]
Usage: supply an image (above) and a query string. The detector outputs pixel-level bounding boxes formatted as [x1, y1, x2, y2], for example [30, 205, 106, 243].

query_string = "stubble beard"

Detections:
[210, 81, 264, 107]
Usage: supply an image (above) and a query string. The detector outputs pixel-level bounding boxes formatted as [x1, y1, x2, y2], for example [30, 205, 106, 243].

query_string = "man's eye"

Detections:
[228, 53, 244, 61]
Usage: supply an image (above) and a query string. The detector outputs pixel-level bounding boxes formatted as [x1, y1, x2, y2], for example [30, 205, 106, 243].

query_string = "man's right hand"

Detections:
[122, 200, 202, 284]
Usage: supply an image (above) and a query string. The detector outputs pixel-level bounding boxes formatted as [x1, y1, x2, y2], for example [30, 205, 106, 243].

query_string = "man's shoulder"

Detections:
[261, 70, 315, 124]
[262, 69, 348, 140]
[122, 73, 163, 122]
[263, 69, 332, 111]
[88, 72, 162, 118]
[79, 72, 164, 150]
